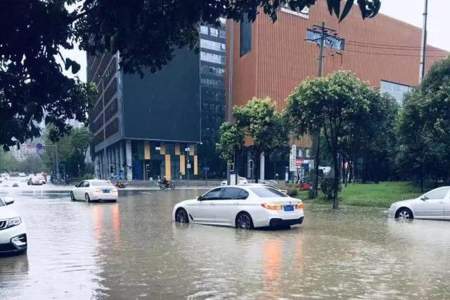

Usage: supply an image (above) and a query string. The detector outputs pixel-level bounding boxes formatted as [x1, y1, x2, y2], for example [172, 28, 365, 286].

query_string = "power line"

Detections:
[347, 41, 444, 52]
[344, 48, 446, 58]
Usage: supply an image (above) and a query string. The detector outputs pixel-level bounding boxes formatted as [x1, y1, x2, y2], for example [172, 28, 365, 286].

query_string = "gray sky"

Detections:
[64, 0, 450, 83]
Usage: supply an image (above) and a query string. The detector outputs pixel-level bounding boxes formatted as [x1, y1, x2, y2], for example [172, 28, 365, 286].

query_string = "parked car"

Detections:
[173, 184, 304, 229]
[27, 174, 46, 185]
[71, 180, 118, 202]
[220, 177, 248, 186]
[0, 197, 27, 255]
[389, 186, 450, 220]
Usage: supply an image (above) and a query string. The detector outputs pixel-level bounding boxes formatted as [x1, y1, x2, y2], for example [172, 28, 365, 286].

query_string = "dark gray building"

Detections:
[87, 24, 226, 180]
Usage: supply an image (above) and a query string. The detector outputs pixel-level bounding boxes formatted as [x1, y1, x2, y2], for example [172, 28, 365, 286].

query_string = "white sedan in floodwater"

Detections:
[0, 197, 27, 255]
[173, 184, 304, 229]
[389, 186, 450, 220]
[71, 180, 118, 202]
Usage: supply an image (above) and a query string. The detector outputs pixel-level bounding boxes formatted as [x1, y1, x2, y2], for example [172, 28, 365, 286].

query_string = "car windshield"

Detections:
[91, 180, 112, 186]
[250, 187, 287, 198]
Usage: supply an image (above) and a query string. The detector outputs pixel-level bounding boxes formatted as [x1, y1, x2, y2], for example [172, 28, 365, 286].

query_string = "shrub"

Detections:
[320, 177, 341, 200]
[287, 187, 299, 197]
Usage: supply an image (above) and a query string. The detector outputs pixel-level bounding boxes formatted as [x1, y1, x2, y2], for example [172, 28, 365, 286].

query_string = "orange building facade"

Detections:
[226, 1, 447, 111]
[225, 2, 447, 180]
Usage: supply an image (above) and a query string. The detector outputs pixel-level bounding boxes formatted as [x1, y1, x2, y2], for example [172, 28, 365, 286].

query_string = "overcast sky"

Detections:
[64, 0, 450, 82]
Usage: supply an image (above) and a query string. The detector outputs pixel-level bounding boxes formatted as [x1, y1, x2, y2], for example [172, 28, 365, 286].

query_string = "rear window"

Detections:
[250, 187, 287, 198]
[91, 180, 112, 186]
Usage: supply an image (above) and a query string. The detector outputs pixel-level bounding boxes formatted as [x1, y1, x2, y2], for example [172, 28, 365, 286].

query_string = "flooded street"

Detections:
[1, 189, 450, 299]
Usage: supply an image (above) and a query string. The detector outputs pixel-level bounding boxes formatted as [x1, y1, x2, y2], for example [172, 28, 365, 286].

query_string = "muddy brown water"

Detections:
[1, 189, 450, 299]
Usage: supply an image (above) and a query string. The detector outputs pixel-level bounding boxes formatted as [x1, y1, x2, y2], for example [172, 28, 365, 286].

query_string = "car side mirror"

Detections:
[197, 195, 204, 201]
[420, 196, 428, 201]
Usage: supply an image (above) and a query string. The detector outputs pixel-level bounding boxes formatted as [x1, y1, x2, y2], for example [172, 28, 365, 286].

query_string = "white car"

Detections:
[27, 174, 46, 185]
[388, 186, 450, 220]
[71, 179, 118, 202]
[0, 197, 27, 255]
[173, 184, 304, 229]
[220, 176, 248, 186]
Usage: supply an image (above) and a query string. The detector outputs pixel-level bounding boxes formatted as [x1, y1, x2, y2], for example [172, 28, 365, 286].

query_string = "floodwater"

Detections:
[1, 188, 450, 299]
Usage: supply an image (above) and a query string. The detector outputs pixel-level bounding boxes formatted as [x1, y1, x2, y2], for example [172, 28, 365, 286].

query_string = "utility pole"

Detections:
[306, 22, 343, 198]
[419, 0, 429, 83]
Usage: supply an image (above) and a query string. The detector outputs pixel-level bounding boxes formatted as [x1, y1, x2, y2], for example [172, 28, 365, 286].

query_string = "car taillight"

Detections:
[295, 203, 304, 209]
[261, 203, 282, 210]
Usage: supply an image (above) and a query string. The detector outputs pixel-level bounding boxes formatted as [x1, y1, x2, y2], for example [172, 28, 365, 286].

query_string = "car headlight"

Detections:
[2, 217, 22, 229]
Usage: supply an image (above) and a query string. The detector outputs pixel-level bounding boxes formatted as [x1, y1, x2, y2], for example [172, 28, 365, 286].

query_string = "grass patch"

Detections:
[297, 181, 422, 208]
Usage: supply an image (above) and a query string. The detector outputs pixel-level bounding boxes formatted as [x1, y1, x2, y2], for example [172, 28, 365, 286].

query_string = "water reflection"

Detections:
[0, 190, 450, 299]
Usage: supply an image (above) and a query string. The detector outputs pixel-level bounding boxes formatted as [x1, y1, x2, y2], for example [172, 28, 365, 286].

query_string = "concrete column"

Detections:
[259, 152, 265, 181]
[119, 142, 124, 174]
[125, 140, 133, 181]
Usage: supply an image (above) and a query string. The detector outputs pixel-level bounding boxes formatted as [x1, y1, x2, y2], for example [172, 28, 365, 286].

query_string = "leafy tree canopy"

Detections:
[1, 0, 380, 149]
[217, 122, 244, 163]
[397, 56, 450, 187]
[233, 97, 288, 182]
[286, 71, 383, 207]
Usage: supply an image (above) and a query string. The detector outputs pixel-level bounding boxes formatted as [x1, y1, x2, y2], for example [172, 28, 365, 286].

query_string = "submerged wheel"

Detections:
[70, 192, 75, 201]
[175, 208, 189, 223]
[85, 193, 91, 203]
[236, 212, 254, 229]
[396, 207, 413, 219]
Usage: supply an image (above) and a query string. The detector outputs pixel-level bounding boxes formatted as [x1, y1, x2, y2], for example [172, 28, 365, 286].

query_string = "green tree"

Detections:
[397, 56, 450, 190]
[233, 98, 288, 183]
[343, 91, 399, 183]
[43, 126, 92, 179]
[1, 0, 380, 148]
[216, 122, 244, 181]
[0, 150, 19, 172]
[286, 71, 374, 208]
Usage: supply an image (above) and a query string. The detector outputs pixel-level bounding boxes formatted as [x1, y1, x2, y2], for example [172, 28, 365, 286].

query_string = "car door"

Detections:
[413, 187, 449, 219]
[444, 190, 450, 219]
[190, 188, 223, 224]
[74, 181, 84, 199]
[214, 187, 249, 226]
[78, 181, 90, 200]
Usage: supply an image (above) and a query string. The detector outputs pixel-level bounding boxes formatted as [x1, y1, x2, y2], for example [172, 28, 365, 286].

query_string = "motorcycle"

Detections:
[115, 181, 127, 188]
[158, 180, 175, 190]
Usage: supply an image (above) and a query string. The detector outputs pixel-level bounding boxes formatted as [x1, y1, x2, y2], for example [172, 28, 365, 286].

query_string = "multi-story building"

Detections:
[87, 24, 227, 181]
[226, 2, 448, 180]
[198, 24, 227, 178]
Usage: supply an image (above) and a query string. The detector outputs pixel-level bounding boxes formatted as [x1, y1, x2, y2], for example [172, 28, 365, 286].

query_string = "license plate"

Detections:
[103, 189, 110, 193]
[284, 205, 294, 212]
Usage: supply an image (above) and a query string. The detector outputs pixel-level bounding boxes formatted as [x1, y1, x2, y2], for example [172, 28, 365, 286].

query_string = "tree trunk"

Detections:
[254, 150, 260, 183]
[332, 152, 340, 209]
[312, 131, 321, 198]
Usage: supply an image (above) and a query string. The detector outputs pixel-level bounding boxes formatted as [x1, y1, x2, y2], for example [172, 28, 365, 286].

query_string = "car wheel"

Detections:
[396, 207, 413, 219]
[175, 208, 189, 223]
[70, 192, 75, 201]
[236, 212, 254, 229]
[85, 193, 91, 203]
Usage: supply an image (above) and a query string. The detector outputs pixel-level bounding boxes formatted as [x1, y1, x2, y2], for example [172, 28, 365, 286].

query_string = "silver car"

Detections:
[389, 186, 450, 220]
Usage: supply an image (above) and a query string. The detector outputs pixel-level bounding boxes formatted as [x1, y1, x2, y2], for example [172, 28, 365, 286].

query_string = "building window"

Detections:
[380, 80, 412, 105]
[219, 30, 226, 39]
[200, 39, 226, 52]
[210, 28, 219, 37]
[200, 51, 225, 64]
[200, 25, 209, 35]
[240, 14, 252, 56]
[200, 65, 225, 76]
[281, 4, 310, 19]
